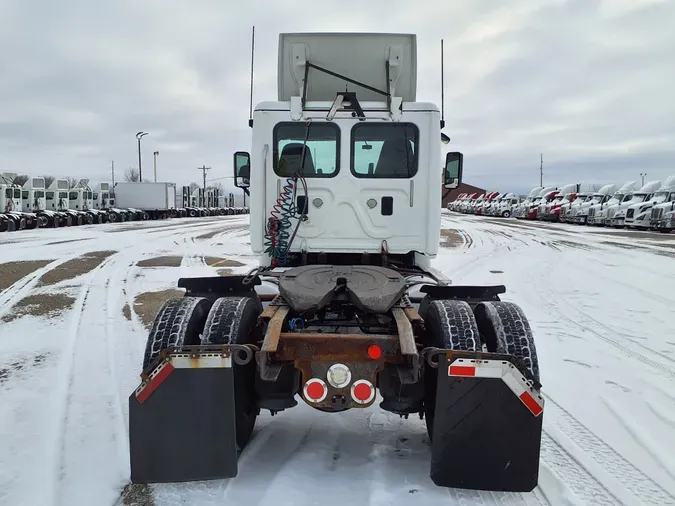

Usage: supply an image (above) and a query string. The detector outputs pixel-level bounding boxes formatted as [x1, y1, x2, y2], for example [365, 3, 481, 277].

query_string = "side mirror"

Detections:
[233, 151, 251, 190]
[444, 152, 463, 189]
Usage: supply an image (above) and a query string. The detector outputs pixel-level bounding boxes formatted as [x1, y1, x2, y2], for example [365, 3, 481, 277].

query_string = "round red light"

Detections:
[353, 382, 372, 402]
[305, 380, 326, 401]
[367, 344, 382, 360]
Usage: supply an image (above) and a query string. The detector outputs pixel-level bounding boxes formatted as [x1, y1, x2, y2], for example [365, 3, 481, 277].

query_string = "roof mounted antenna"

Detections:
[248, 26, 255, 128]
[440, 39, 445, 129]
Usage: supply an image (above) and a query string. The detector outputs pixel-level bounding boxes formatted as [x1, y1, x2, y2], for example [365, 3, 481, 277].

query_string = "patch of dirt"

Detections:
[217, 268, 233, 276]
[440, 228, 464, 248]
[38, 251, 116, 286]
[132, 289, 185, 329]
[122, 303, 132, 321]
[120, 483, 155, 506]
[205, 256, 245, 267]
[0, 260, 53, 292]
[136, 256, 183, 268]
[0, 353, 50, 385]
[1, 293, 76, 323]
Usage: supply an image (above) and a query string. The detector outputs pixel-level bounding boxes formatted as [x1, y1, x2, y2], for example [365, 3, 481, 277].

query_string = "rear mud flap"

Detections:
[429, 356, 544, 492]
[129, 363, 238, 483]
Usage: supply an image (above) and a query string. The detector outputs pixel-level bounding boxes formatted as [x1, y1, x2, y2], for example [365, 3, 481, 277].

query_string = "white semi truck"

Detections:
[625, 176, 675, 229]
[586, 181, 638, 226]
[1, 173, 37, 231]
[128, 32, 544, 493]
[513, 187, 543, 218]
[569, 184, 617, 224]
[607, 180, 661, 228]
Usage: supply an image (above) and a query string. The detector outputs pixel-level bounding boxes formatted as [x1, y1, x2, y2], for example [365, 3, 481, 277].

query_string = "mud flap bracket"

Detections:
[429, 352, 544, 492]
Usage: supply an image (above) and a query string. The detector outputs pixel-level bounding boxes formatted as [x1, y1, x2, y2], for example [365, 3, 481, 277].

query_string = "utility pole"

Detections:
[640, 172, 647, 186]
[111, 160, 115, 187]
[197, 165, 210, 206]
[539, 153, 543, 187]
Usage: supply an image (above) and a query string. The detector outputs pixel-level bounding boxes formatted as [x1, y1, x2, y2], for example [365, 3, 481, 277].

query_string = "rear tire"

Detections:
[201, 296, 262, 451]
[142, 296, 214, 370]
[422, 300, 480, 440]
[473, 301, 540, 382]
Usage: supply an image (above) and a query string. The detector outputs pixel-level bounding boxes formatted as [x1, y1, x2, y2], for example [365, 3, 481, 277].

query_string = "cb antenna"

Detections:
[440, 39, 445, 129]
[248, 26, 255, 128]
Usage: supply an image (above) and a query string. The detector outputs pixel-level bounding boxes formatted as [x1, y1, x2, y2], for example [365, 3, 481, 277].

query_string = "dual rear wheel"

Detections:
[143, 295, 263, 451]
[422, 299, 539, 440]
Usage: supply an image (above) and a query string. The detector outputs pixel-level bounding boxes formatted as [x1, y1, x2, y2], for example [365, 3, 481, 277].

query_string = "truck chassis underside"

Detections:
[128, 264, 545, 492]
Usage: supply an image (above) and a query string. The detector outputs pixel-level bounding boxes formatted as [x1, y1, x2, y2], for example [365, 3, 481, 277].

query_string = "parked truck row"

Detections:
[446, 176, 675, 233]
[0, 173, 249, 232]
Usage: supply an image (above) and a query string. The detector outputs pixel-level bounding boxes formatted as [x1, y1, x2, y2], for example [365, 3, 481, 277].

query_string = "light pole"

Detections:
[136, 131, 149, 182]
[640, 172, 647, 186]
[153, 151, 159, 182]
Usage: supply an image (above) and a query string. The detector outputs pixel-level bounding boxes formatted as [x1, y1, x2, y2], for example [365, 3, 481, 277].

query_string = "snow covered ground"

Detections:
[0, 214, 674, 506]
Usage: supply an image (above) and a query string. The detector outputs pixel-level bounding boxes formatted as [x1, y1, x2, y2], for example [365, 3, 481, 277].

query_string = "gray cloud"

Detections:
[1, 0, 673, 196]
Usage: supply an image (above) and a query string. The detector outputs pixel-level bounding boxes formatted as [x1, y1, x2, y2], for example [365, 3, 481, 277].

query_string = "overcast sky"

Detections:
[1, 0, 673, 195]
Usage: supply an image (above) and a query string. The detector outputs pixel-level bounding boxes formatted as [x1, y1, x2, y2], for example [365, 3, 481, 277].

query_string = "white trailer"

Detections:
[113, 181, 177, 219]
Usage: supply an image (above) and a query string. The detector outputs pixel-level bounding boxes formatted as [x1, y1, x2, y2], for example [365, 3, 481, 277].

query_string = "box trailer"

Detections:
[113, 182, 177, 219]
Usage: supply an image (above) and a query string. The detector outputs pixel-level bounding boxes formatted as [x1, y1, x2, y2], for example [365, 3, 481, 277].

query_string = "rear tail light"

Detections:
[304, 378, 328, 403]
[351, 380, 376, 404]
[367, 344, 382, 360]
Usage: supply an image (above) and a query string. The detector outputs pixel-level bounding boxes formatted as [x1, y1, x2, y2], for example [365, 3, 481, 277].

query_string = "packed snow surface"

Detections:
[0, 214, 674, 506]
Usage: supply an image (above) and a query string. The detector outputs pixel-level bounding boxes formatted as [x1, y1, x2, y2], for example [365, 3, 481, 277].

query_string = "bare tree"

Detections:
[124, 167, 140, 182]
[12, 174, 29, 186]
[207, 182, 224, 193]
[65, 177, 79, 189]
[189, 182, 200, 192]
[44, 175, 55, 188]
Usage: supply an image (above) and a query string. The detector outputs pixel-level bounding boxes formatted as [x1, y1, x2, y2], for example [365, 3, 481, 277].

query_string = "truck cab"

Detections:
[21, 177, 46, 213]
[626, 176, 675, 229]
[609, 180, 661, 228]
[586, 181, 638, 226]
[570, 184, 617, 225]
[234, 33, 459, 269]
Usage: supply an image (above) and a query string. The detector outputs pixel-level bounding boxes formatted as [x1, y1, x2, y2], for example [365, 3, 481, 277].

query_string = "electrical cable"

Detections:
[263, 121, 311, 266]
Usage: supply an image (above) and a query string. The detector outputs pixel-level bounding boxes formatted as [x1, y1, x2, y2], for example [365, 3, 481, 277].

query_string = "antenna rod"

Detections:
[249, 26, 255, 128]
[440, 39, 445, 129]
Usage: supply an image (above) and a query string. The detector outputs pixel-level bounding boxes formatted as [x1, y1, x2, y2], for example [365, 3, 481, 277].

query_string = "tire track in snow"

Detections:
[541, 254, 675, 368]
[544, 396, 675, 505]
[539, 432, 619, 505]
[48, 253, 130, 506]
[532, 278, 675, 379]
